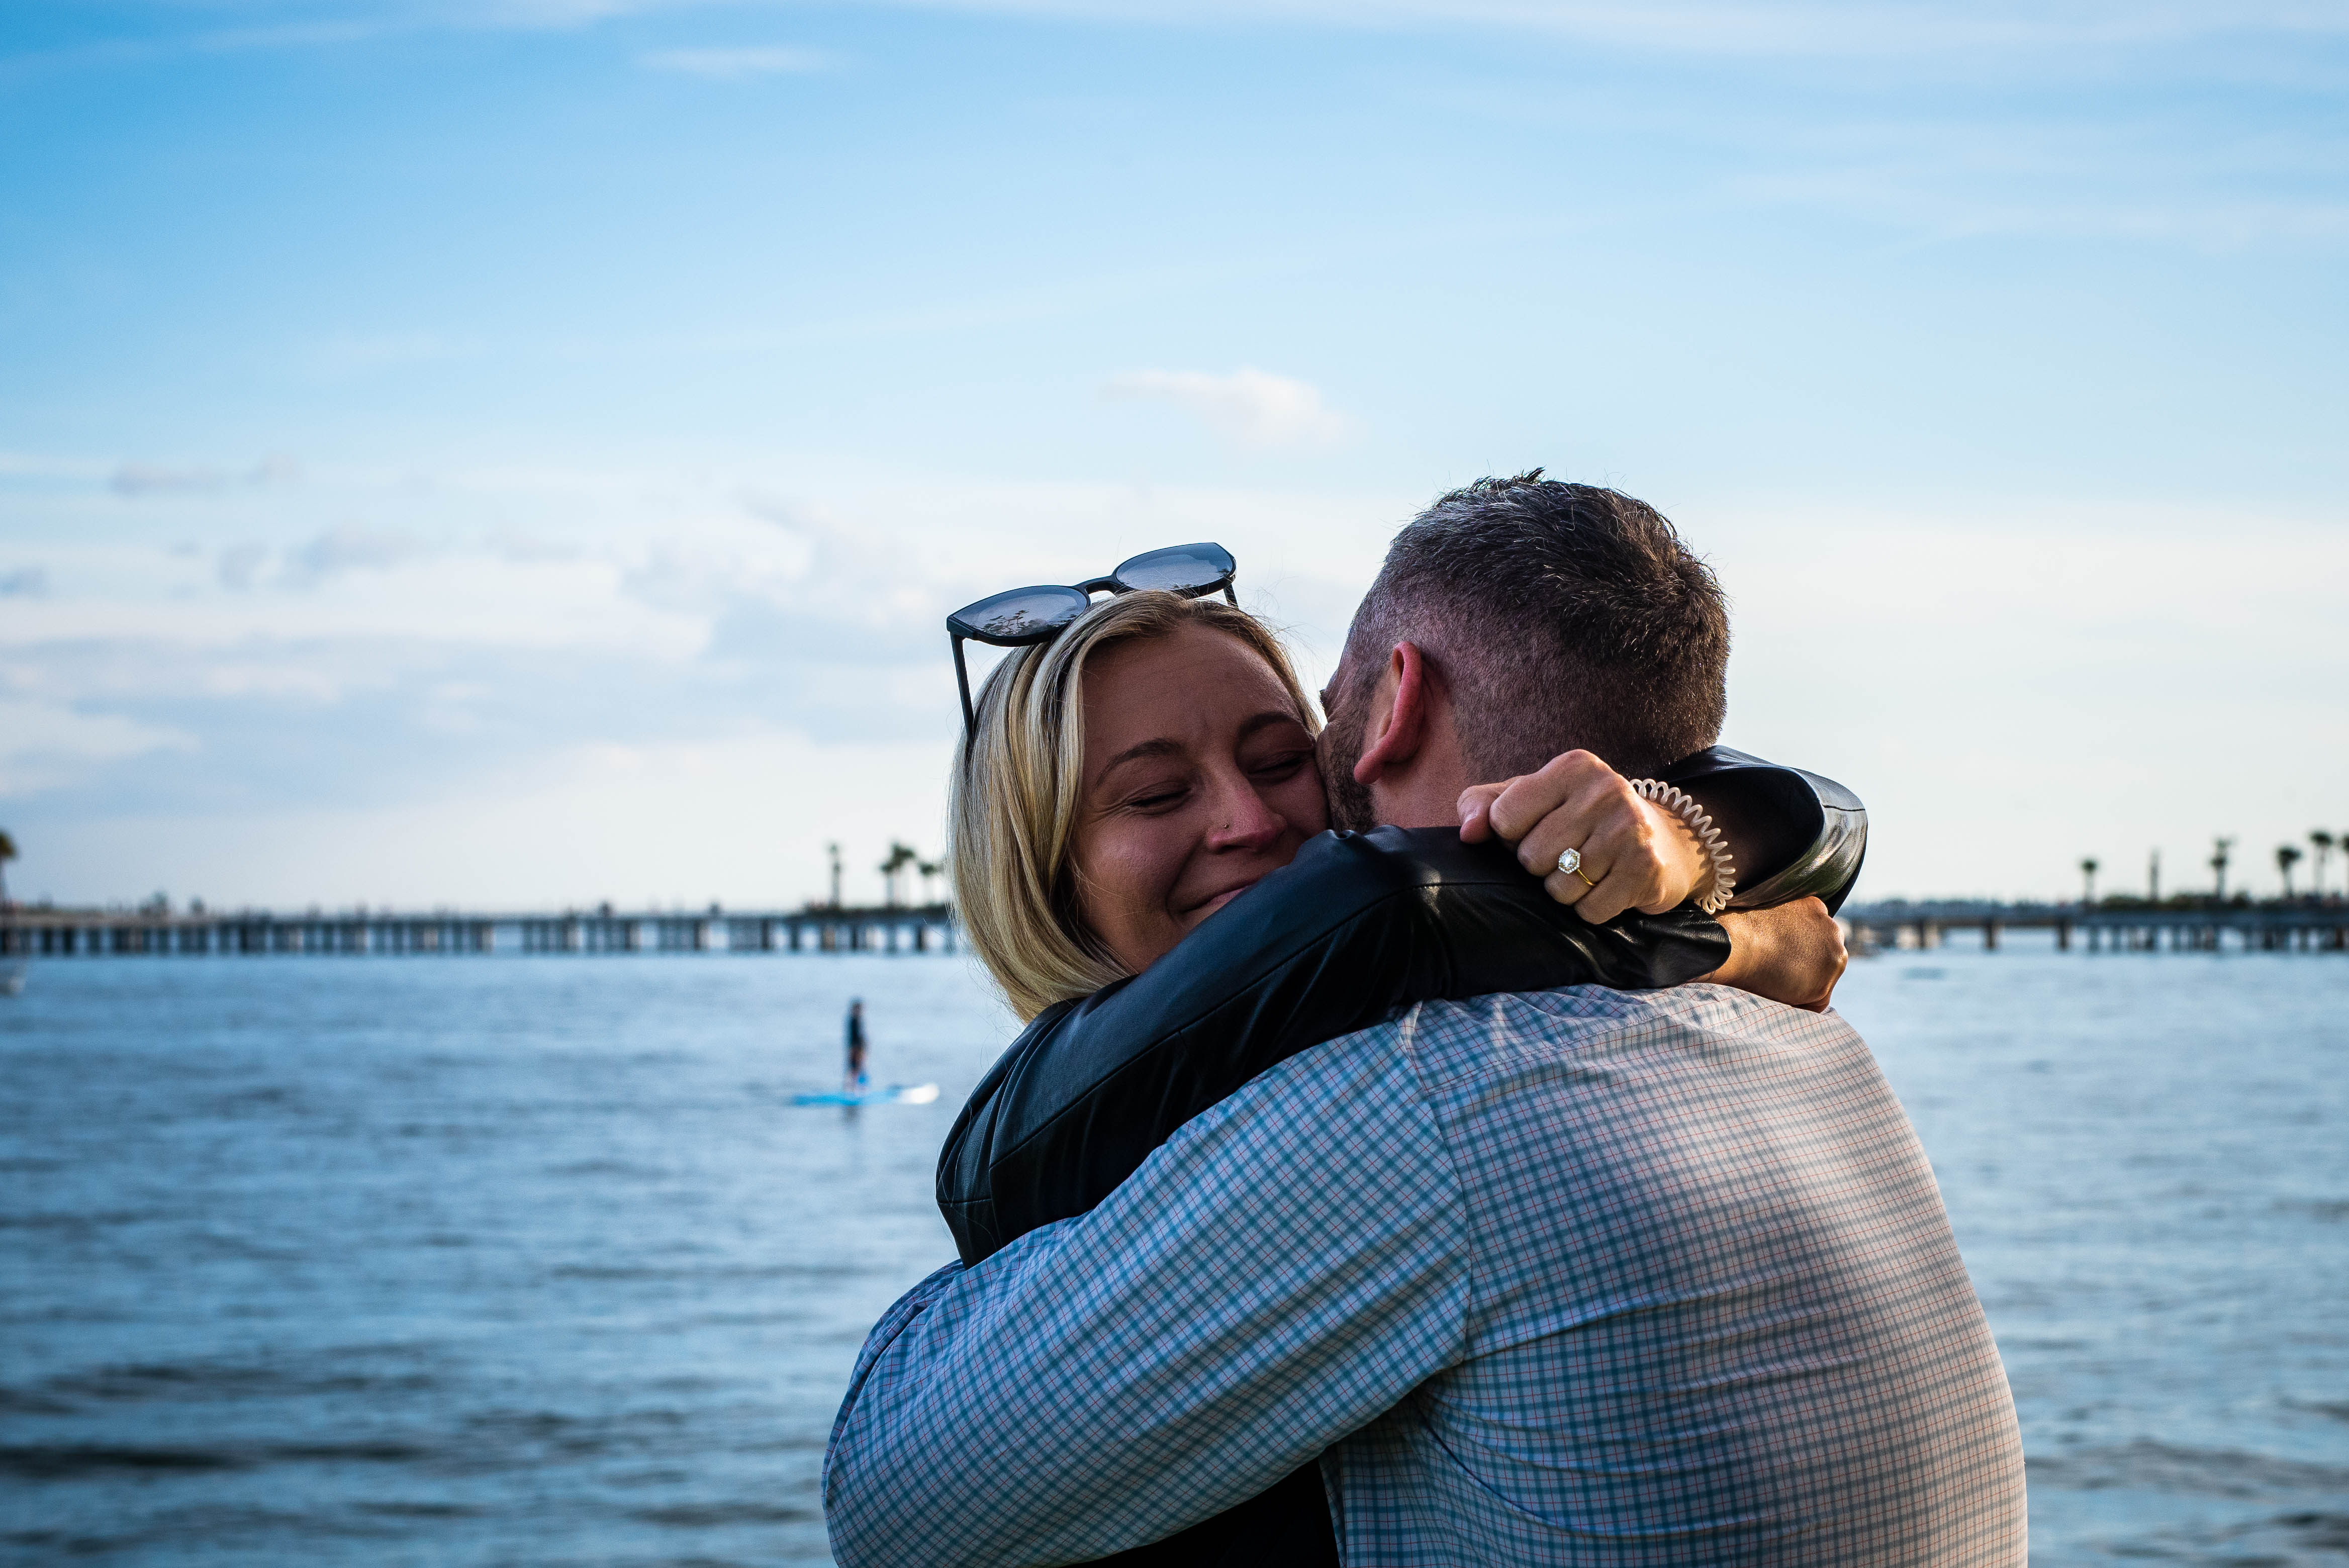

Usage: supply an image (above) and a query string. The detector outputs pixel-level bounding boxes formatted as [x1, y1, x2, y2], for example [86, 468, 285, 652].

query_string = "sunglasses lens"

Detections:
[951, 585, 1091, 642]
[1114, 543, 1234, 594]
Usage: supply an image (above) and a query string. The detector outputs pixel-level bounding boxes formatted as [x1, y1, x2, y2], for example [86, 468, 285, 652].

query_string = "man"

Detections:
[825, 474, 2026, 1565]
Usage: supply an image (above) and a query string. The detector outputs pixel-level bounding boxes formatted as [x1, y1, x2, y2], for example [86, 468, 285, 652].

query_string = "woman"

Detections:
[928, 580, 1850, 1563]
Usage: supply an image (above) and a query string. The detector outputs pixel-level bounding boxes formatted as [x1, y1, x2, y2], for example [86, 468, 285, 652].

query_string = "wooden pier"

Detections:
[13, 895, 2341, 962]
[0, 903, 958, 960]
[1843, 901, 2349, 955]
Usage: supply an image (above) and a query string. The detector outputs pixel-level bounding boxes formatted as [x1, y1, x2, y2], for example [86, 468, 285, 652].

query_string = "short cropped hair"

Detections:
[1343, 472, 1729, 783]
[949, 590, 1320, 1022]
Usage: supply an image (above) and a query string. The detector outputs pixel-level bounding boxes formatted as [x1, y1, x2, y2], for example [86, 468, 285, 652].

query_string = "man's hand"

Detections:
[1457, 750, 1708, 923]
[1703, 898, 1847, 1011]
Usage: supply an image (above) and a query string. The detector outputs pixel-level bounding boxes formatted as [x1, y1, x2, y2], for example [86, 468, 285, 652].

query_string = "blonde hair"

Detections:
[950, 590, 1320, 1022]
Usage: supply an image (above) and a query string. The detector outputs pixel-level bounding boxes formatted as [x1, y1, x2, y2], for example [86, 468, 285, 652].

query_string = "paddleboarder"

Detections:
[844, 999, 868, 1094]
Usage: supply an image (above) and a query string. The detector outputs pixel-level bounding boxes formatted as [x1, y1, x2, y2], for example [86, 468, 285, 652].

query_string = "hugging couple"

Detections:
[825, 473, 2026, 1566]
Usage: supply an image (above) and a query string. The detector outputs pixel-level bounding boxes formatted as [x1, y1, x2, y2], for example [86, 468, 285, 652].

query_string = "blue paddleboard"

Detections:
[792, 1082, 940, 1108]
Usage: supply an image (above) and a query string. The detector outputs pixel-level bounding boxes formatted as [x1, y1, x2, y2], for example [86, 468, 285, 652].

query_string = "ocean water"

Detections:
[2, 940, 2344, 1565]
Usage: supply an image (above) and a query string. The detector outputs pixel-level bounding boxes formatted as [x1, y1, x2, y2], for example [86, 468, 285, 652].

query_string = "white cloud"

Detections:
[14, 729, 958, 911]
[217, 543, 268, 590]
[111, 463, 230, 496]
[1703, 502, 2349, 902]
[9, 451, 2343, 905]
[111, 457, 300, 497]
[289, 523, 425, 582]
[1103, 368, 1351, 450]
[639, 45, 833, 78]
[0, 698, 196, 796]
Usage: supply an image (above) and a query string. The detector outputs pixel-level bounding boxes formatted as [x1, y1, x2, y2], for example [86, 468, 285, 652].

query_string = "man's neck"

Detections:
[1368, 700, 1473, 830]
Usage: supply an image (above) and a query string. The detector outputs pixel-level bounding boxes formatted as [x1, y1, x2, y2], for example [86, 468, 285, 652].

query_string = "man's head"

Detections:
[1321, 472, 1729, 831]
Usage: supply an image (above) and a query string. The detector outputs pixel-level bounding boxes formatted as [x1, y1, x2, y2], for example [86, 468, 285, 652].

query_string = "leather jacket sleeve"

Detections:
[935, 826, 1727, 1267]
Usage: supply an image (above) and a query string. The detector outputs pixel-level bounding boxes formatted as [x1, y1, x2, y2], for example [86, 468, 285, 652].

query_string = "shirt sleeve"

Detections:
[823, 1022, 1470, 1567]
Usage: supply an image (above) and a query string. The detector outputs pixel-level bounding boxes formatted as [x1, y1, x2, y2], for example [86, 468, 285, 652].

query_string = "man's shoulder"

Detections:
[1400, 983, 1869, 1084]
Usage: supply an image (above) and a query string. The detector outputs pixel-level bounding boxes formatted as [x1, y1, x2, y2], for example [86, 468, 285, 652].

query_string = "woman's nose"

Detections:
[1202, 772, 1290, 853]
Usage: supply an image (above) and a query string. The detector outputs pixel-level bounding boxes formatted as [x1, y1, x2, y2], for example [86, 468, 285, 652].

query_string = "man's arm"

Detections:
[827, 1025, 1468, 1567]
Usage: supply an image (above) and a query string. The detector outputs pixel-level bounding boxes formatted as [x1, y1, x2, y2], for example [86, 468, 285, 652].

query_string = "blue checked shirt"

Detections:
[825, 985, 2026, 1566]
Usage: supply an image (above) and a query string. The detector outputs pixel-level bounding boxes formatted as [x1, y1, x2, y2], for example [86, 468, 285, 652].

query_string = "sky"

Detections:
[2, 0, 2345, 910]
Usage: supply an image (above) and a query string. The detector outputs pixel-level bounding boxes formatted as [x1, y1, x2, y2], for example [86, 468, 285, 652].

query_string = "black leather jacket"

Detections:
[932, 747, 1865, 1566]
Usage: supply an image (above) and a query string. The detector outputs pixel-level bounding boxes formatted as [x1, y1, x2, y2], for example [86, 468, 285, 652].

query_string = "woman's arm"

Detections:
[1458, 749, 1850, 1009]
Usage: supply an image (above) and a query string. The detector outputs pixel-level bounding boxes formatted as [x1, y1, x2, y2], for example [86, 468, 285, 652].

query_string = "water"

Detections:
[1834, 941, 2349, 1564]
[1, 956, 990, 1565]
[2, 942, 2344, 1565]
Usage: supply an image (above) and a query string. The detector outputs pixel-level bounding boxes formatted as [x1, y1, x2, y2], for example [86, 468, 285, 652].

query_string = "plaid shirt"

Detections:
[825, 986, 2026, 1566]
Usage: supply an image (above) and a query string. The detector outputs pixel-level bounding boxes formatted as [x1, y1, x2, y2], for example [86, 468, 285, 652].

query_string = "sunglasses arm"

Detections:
[953, 634, 978, 741]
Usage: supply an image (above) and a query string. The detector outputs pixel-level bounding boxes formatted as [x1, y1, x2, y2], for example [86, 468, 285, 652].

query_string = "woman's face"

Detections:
[1068, 623, 1328, 976]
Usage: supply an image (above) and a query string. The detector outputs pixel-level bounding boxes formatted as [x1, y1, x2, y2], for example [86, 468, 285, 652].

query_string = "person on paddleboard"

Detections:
[844, 999, 868, 1094]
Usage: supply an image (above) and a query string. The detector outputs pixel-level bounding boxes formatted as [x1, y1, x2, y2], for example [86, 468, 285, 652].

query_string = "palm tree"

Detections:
[917, 858, 944, 907]
[2312, 830, 2336, 899]
[2277, 843, 2303, 899]
[2079, 857, 2098, 907]
[2211, 837, 2234, 902]
[0, 828, 15, 909]
[878, 842, 919, 908]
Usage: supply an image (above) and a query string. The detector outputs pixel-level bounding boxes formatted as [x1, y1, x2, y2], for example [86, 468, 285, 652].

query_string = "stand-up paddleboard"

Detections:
[792, 1083, 940, 1108]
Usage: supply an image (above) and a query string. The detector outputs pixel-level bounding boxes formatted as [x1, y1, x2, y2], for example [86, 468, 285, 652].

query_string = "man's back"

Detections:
[1332, 985, 2023, 1562]
[824, 984, 2024, 1566]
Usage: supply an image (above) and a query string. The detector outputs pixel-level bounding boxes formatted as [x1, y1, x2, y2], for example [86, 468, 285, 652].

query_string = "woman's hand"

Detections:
[1457, 750, 1709, 923]
[1704, 899, 1848, 1011]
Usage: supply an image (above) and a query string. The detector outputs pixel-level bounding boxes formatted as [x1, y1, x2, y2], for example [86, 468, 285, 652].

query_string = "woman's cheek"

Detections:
[1279, 766, 1332, 837]
[1092, 818, 1188, 921]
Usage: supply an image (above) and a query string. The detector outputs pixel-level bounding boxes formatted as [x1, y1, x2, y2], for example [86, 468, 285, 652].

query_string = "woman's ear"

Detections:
[1351, 641, 1429, 785]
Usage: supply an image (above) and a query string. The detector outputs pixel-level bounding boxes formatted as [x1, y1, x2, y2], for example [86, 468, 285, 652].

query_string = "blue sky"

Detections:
[3, 0, 2345, 908]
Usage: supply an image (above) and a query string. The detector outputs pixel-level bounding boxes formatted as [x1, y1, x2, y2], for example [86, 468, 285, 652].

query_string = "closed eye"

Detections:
[1120, 783, 1192, 813]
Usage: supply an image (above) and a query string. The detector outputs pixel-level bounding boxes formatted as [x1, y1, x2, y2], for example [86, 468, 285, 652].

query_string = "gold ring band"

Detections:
[1574, 865, 1599, 889]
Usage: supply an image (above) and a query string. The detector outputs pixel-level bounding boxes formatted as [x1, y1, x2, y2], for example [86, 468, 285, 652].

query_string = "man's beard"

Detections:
[1319, 706, 1378, 833]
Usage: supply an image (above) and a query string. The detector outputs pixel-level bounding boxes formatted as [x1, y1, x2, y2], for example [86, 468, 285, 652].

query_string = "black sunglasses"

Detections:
[948, 542, 1239, 739]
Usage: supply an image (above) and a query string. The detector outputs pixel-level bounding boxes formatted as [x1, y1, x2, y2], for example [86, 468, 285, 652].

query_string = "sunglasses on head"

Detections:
[947, 542, 1239, 739]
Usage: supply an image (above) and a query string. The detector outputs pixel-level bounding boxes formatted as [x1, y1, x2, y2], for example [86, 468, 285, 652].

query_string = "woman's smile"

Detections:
[1186, 877, 1264, 919]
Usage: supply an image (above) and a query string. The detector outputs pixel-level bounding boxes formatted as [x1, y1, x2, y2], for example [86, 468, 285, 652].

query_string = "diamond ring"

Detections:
[1557, 846, 1599, 889]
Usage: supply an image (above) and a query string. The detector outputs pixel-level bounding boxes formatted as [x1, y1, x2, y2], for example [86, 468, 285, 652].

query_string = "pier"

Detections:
[11, 896, 2345, 962]
[1843, 901, 2349, 954]
[0, 903, 958, 960]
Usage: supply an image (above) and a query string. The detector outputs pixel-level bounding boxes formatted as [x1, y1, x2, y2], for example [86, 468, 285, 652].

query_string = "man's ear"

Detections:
[1352, 642, 1430, 785]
